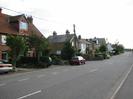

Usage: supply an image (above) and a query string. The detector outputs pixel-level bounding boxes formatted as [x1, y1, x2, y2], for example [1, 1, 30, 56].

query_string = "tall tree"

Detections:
[99, 44, 107, 53]
[28, 33, 48, 62]
[113, 43, 124, 54]
[61, 42, 75, 60]
[6, 35, 28, 70]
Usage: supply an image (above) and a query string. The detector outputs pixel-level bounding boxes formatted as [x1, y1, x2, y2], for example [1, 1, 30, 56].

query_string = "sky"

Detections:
[0, 0, 133, 48]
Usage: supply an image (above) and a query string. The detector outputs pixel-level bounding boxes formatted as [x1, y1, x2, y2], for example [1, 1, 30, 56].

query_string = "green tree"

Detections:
[113, 44, 124, 54]
[28, 33, 48, 62]
[61, 42, 75, 60]
[6, 35, 28, 70]
[99, 44, 107, 53]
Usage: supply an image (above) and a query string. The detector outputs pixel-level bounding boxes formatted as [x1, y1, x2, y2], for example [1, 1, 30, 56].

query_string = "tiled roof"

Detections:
[79, 39, 91, 44]
[48, 34, 75, 43]
[97, 38, 106, 45]
[9, 14, 24, 23]
[0, 14, 18, 35]
[0, 13, 44, 37]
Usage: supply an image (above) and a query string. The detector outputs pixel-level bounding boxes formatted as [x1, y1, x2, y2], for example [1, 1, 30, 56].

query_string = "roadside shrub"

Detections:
[94, 53, 104, 60]
[17, 57, 37, 65]
[40, 56, 52, 67]
[17, 56, 51, 68]
[51, 55, 63, 65]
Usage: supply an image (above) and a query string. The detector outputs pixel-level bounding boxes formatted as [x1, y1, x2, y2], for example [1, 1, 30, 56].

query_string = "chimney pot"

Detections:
[0, 8, 2, 14]
[27, 16, 33, 23]
[53, 31, 57, 36]
[66, 30, 70, 35]
[78, 35, 81, 39]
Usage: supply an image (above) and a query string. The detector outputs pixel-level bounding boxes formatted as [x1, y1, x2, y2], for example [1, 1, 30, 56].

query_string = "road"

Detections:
[0, 52, 133, 99]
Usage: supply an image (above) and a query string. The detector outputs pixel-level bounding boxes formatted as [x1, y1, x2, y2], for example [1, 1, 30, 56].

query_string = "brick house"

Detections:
[48, 30, 78, 55]
[0, 8, 44, 62]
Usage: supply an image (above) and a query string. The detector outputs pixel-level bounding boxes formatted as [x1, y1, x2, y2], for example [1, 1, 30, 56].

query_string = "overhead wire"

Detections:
[1, 6, 72, 27]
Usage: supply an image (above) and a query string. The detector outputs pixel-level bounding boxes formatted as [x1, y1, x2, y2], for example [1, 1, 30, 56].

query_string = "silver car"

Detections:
[0, 61, 13, 73]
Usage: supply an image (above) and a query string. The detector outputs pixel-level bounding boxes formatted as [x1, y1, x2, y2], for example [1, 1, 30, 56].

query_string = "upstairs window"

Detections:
[71, 41, 74, 47]
[0, 35, 6, 45]
[19, 21, 28, 33]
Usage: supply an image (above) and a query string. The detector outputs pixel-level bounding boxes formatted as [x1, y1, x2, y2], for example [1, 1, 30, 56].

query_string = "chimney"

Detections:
[27, 16, 33, 23]
[78, 35, 81, 39]
[0, 8, 2, 14]
[53, 31, 57, 36]
[66, 30, 70, 35]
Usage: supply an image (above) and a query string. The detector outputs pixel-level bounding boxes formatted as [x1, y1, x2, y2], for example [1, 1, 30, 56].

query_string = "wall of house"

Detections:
[0, 45, 10, 61]
[49, 43, 64, 55]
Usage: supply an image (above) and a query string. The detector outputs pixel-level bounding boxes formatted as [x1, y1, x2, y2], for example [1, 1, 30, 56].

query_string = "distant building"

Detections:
[78, 35, 91, 54]
[107, 43, 113, 53]
[0, 8, 44, 61]
[89, 37, 106, 49]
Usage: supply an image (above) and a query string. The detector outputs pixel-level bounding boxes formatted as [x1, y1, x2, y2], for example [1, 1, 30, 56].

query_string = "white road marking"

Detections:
[52, 72, 59, 75]
[89, 69, 98, 73]
[18, 78, 29, 82]
[17, 90, 42, 99]
[110, 64, 133, 99]
[0, 83, 6, 87]
[63, 69, 69, 72]
[37, 74, 45, 78]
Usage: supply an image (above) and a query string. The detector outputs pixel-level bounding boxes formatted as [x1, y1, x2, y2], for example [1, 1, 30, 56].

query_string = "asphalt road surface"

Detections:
[0, 52, 133, 99]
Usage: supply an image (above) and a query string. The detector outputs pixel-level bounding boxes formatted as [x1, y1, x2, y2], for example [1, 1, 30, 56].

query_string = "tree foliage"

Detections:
[99, 44, 107, 53]
[61, 42, 75, 60]
[28, 33, 48, 62]
[113, 44, 124, 54]
[6, 35, 28, 70]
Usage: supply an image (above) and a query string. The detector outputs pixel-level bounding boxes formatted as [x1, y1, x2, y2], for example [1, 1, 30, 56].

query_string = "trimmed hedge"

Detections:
[17, 56, 52, 68]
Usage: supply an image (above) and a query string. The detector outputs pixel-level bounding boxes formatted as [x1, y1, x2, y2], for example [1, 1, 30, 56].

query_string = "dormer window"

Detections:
[19, 21, 28, 34]
[0, 35, 7, 45]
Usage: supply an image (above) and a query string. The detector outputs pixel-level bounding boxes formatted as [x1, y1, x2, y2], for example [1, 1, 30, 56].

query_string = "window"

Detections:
[1, 35, 6, 44]
[56, 50, 61, 55]
[19, 21, 28, 31]
[72, 41, 74, 47]
[2, 52, 8, 62]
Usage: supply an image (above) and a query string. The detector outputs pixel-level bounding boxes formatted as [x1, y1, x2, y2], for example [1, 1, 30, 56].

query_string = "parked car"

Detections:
[70, 56, 86, 65]
[0, 61, 13, 73]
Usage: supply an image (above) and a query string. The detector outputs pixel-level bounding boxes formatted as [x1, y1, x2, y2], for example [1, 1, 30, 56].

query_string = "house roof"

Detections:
[96, 38, 106, 45]
[48, 34, 75, 43]
[89, 38, 106, 45]
[78, 39, 91, 44]
[9, 14, 25, 23]
[0, 12, 43, 37]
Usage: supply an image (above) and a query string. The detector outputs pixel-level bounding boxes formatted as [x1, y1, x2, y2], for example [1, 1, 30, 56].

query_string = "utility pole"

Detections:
[73, 24, 77, 51]
[73, 24, 76, 34]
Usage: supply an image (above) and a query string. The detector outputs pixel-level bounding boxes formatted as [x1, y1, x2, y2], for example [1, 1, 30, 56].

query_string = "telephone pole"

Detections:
[73, 24, 77, 51]
[73, 24, 76, 34]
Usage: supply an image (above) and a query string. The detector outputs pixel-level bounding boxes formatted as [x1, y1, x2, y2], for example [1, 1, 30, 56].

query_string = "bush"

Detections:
[17, 57, 37, 65]
[40, 56, 52, 67]
[17, 56, 52, 68]
[94, 53, 104, 60]
[51, 55, 63, 65]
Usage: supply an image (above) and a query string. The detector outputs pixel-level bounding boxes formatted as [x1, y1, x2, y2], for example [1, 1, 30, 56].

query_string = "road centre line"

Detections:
[0, 83, 6, 87]
[51, 72, 59, 75]
[63, 69, 69, 72]
[37, 74, 45, 78]
[89, 69, 98, 73]
[18, 78, 29, 82]
[17, 90, 42, 99]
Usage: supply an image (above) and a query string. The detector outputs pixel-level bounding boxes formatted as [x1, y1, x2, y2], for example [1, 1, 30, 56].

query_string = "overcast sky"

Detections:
[1, 0, 133, 48]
